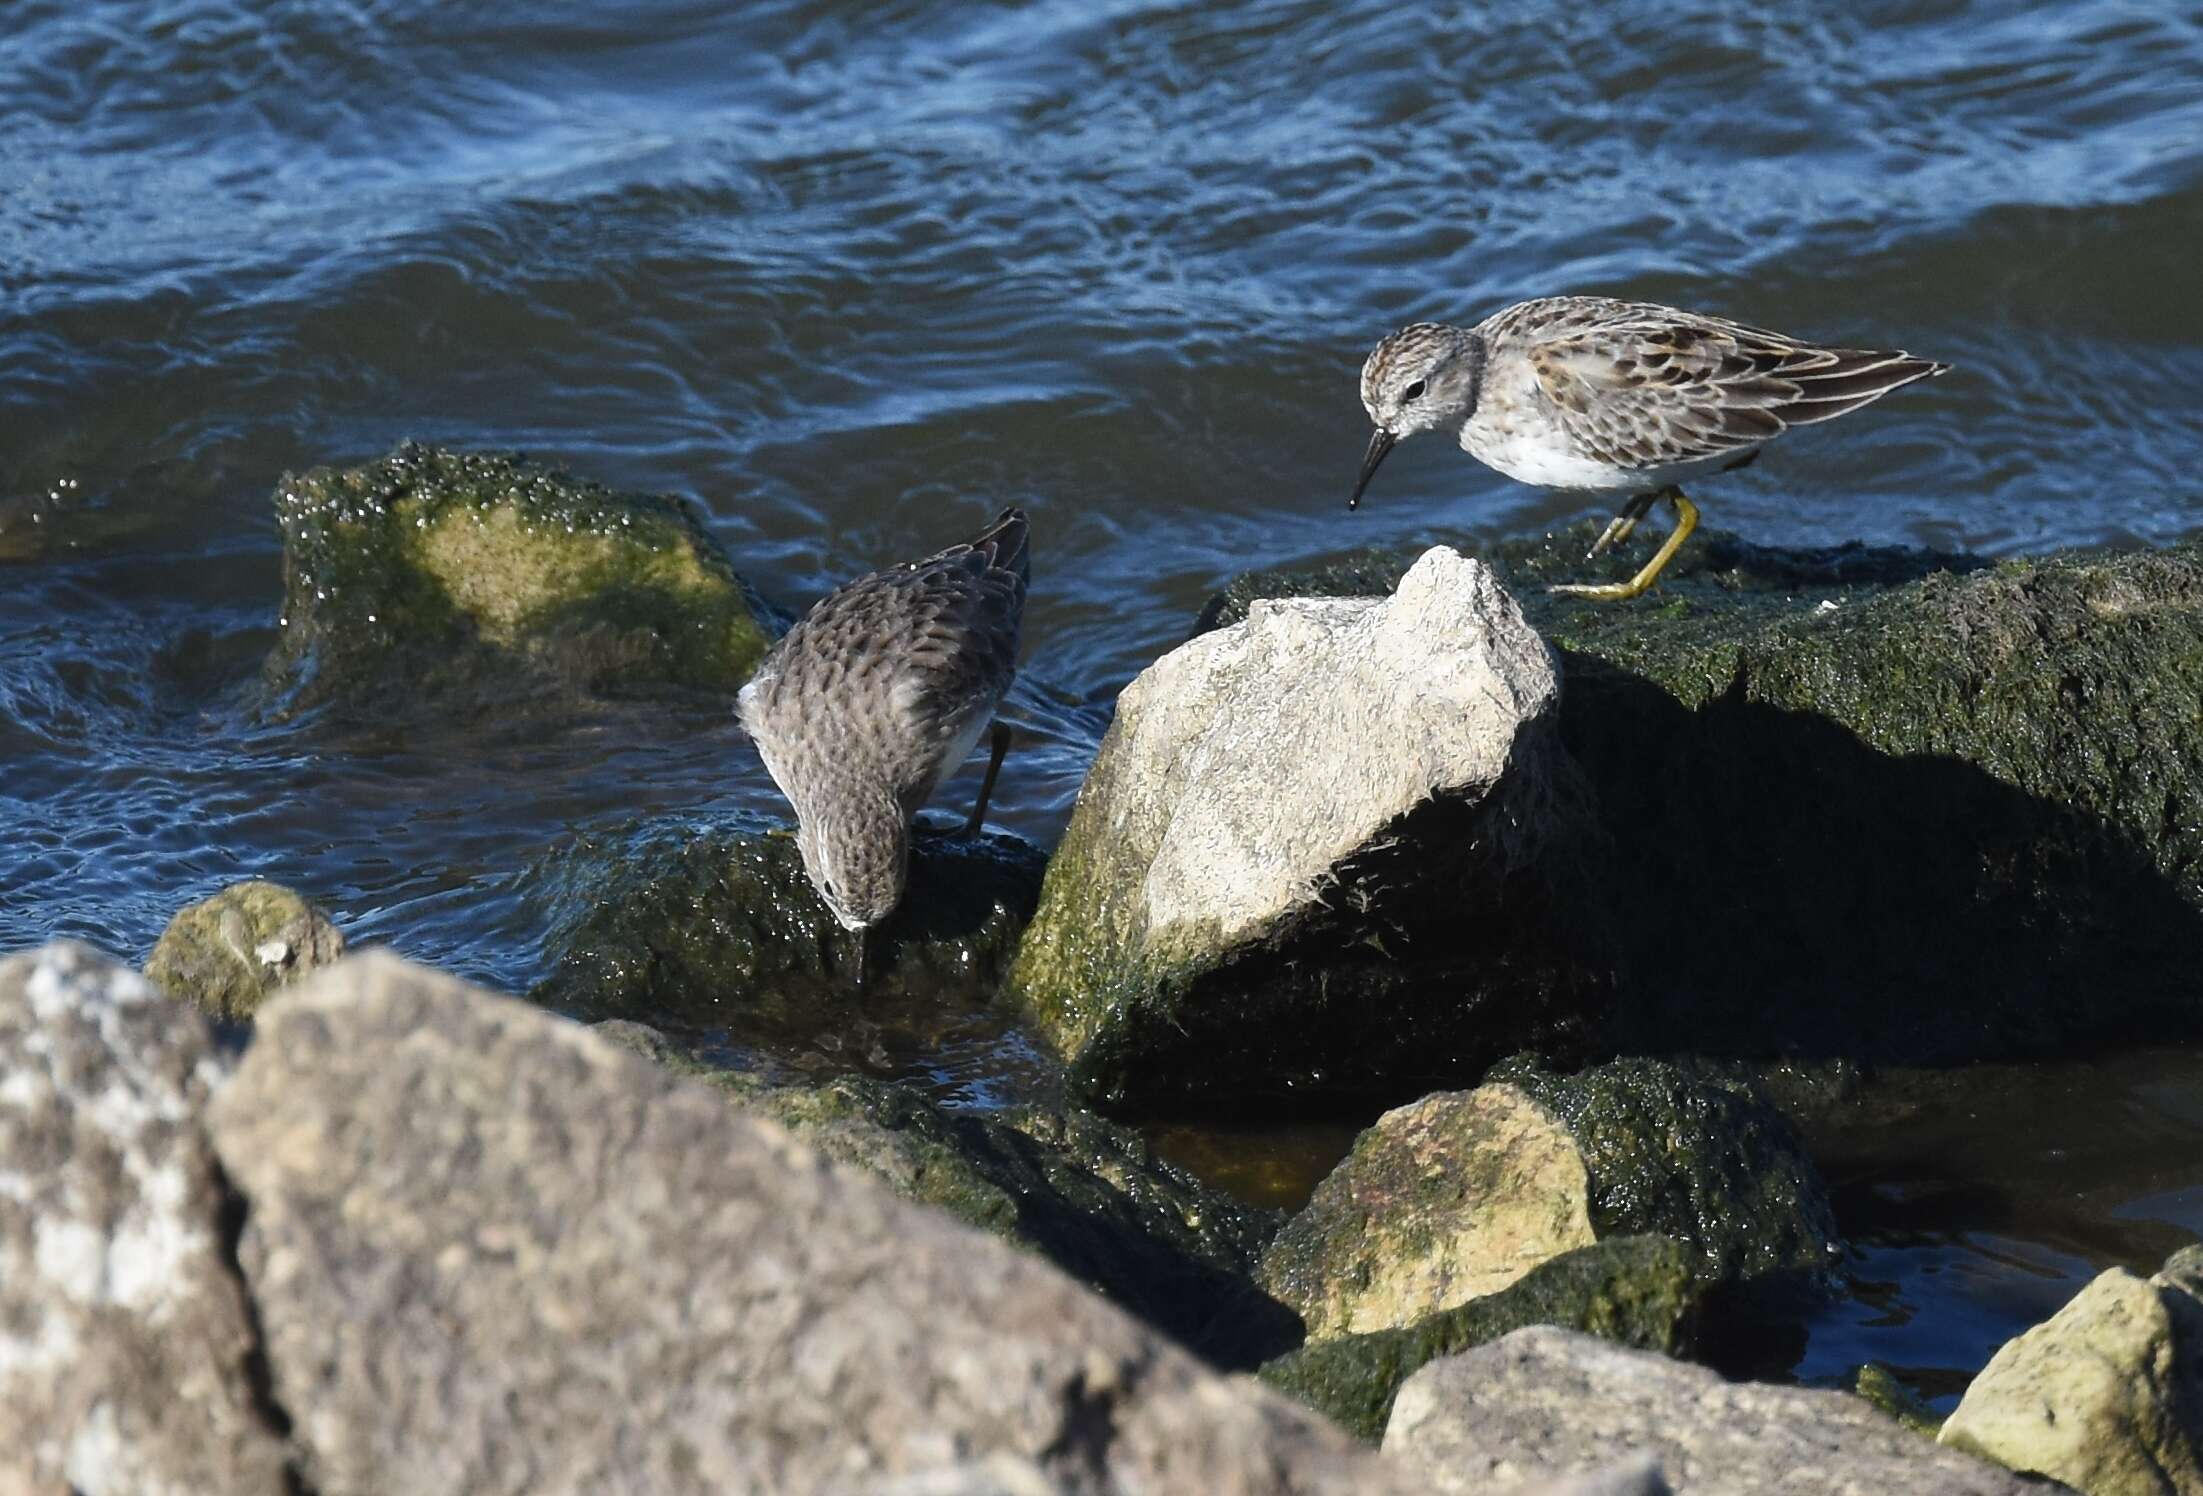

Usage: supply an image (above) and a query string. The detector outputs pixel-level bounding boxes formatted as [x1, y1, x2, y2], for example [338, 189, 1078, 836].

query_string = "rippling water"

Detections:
[5, 0, 2202, 1389]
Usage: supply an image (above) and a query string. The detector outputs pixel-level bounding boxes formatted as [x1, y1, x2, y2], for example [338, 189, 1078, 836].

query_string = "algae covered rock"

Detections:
[535, 819, 1044, 1024]
[1007, 547, 1612, 1114]
[1259, 1234, 1698, 1440]
[1259, 1062, 1834, 1346]
[145, 879, 345, 1021]
[1205, 526, 2203, 1067]
[263, 443, 772, 718]
[594, 1023, 1295, 1362]
[1386, 1326, 2049, 1495]
[1939, 1244, 2203, 1494]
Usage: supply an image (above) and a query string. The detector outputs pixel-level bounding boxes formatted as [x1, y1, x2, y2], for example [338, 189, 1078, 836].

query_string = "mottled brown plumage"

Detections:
[1353, 298, 1949, 599]
[737, 508, 1028, 933]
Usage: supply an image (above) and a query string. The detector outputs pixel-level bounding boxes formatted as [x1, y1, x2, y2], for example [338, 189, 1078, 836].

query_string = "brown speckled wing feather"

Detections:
[1507, 298, 1947, 474]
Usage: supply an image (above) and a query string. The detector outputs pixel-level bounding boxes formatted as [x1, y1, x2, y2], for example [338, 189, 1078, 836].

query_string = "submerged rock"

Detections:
[145, 879, 345, 1021]
[210, 951, 1419, 1494]
[1939, 1244, 2203, 1494]
[592, 1022, 1295, 1363]
[1385, 1325, 2051, 1495]
[1259, 1235, 1699, 1441]
[262, 443, 773, 719]
[535, 820, 1045, 1023]
[0, 944, 292, 1494]
[1203, 526, 2203, 1067]
[1008, 547, 1612, 1114]
[1259, 1061, 1834, 1343]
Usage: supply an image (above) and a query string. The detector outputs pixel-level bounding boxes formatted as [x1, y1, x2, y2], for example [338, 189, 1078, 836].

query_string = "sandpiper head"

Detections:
[794, 791, 908, 934]
[1351, 322, 1484, 508]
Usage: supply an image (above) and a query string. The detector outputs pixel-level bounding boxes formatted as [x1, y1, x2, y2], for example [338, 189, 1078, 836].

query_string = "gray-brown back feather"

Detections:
[1491, 297, 1948, 474]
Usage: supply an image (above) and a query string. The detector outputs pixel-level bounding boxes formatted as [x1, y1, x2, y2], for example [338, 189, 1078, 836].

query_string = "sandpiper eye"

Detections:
[1402, 379, 1427, 401]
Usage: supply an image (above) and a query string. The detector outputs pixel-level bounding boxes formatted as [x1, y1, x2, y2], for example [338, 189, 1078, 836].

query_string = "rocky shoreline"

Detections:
[11, 444, 2203, 1492]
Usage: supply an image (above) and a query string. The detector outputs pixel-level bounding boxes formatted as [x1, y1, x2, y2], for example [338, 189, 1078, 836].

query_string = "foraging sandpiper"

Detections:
[737, 508, 1029, 971]
[1351, 297, 1949, 599]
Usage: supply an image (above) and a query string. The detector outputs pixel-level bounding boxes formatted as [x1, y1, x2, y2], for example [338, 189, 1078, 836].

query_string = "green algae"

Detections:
[534, 821, 1046, 1024]
[590, 1024, 1296, 1362]
[1258, 1234, 1698, 1440]
[1197, 525, 2203, 1069]
[1855, 1362, 1946, 1438]
[1488, 1056, 1839, 1286]
[144, 880, 344, 1021]
[262, 443, 771, 718]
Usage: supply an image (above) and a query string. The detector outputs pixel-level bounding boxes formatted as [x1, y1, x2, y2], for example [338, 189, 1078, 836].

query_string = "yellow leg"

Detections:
[1550, 493, 1699, 601]
[1587, 510, 1639, 557]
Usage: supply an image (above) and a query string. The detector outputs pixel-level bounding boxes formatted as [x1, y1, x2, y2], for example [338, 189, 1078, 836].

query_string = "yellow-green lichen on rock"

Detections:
[145, 880, 345, 1021]
[262, 443, 771, 718]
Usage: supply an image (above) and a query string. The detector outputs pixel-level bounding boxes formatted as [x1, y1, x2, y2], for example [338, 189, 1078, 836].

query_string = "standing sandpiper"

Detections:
[1351, 297, 1949, 600]
[737, 508, 1029, 972]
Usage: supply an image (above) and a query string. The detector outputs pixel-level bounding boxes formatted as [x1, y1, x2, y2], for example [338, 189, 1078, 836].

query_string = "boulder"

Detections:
[1939, 1245, 2203, 1493]
[1007, 547, 1612, 1114]
[208, 951, 1421, 1493]
[1201, 526, 2203, 1067]
[0, 943, 292, 1495]
[144, 879, 345, 1020]
[592, 1022, 1295, 1363]
[535, 820, 1045, 1022]
[1258, 1063, 1834, 1342]
[1260, 1235, 1700, 1440]
[262, 443, 773, 719]
[1385, 1325, 2055, 1495]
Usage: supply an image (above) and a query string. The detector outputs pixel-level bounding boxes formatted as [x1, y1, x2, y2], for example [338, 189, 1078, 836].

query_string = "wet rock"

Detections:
[1939, 1244, 2203, 1493]
[536, 820, 1045, 1023]
[210, 951, 1419, 1494]
[1008, 547, 1612, 1114]
[1855, 1363, 1945, 1438]
[1385, 1325, 2049, 1495]
[1258, 1062, 1833, 1344]
[1203, 527, 2203, 1067]
[592, 1022, 1295, 1363]
[0, 943, 292, 1495]
[262, 443, 773, 719]
[1259, 1235, 1699, 1440]
[145, 878, 345, 1021]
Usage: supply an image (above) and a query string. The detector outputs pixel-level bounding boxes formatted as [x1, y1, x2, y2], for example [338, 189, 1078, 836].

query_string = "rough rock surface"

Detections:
[144, 878, 345, 1020]
[1386, 1326, 2055, 1495]
[1009, 547, 1611, 1113]
[1201, 528, 2203, 1067]
[1940, 1245, 2203, 1494]
[1261, 1235, 1699, 1440]
[209, 951, 1415, 1494]
[1258, 1085, 1598, 1340]
[262, 443, 773, 719]
[1260, 1064, 1833, 1343]
[0, 943, 292, 1495]
[592, 1022, 1295, 1363]
[537, 820, 1045, 1022]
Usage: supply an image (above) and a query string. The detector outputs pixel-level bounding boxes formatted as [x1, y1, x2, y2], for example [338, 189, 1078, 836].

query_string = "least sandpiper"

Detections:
[737, 508, 1029, 970]
[1351, 297, 1949, 599]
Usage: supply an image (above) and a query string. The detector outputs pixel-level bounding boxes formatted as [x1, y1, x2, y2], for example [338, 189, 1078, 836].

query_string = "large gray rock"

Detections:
[1385, 1326, 2057, 1495]
[208, 951, 1419, 1494]
[0, 943, 292, 1495]
[1940, 1245, 2203, 1494]
[1258, 1062, 1834, 1343]
[1007, 546, 1611, 1113]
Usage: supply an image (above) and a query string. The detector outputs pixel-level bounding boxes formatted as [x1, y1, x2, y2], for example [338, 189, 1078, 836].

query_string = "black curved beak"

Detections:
[1349, 427, 1397, 510]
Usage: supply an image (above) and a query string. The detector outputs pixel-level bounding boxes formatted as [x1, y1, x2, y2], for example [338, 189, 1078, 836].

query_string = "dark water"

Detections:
[6, 0, 2203, 1394]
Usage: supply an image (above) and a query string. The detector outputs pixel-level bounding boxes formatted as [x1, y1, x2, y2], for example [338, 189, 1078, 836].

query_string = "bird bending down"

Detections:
[736, 508, 1029, 979]
[1350, 297, 1950, 600]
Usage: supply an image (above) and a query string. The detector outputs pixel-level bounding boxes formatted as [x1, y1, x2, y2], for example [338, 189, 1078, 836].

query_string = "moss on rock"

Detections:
[144, 880, 344, 1021]
[1203, 524, 2203, 1067]
[1258, 1234, 1698, 1440]
[534, 820, 1045, 1025]
[591, 1023, 1295, 1363]
[262, 443, 771, 718]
